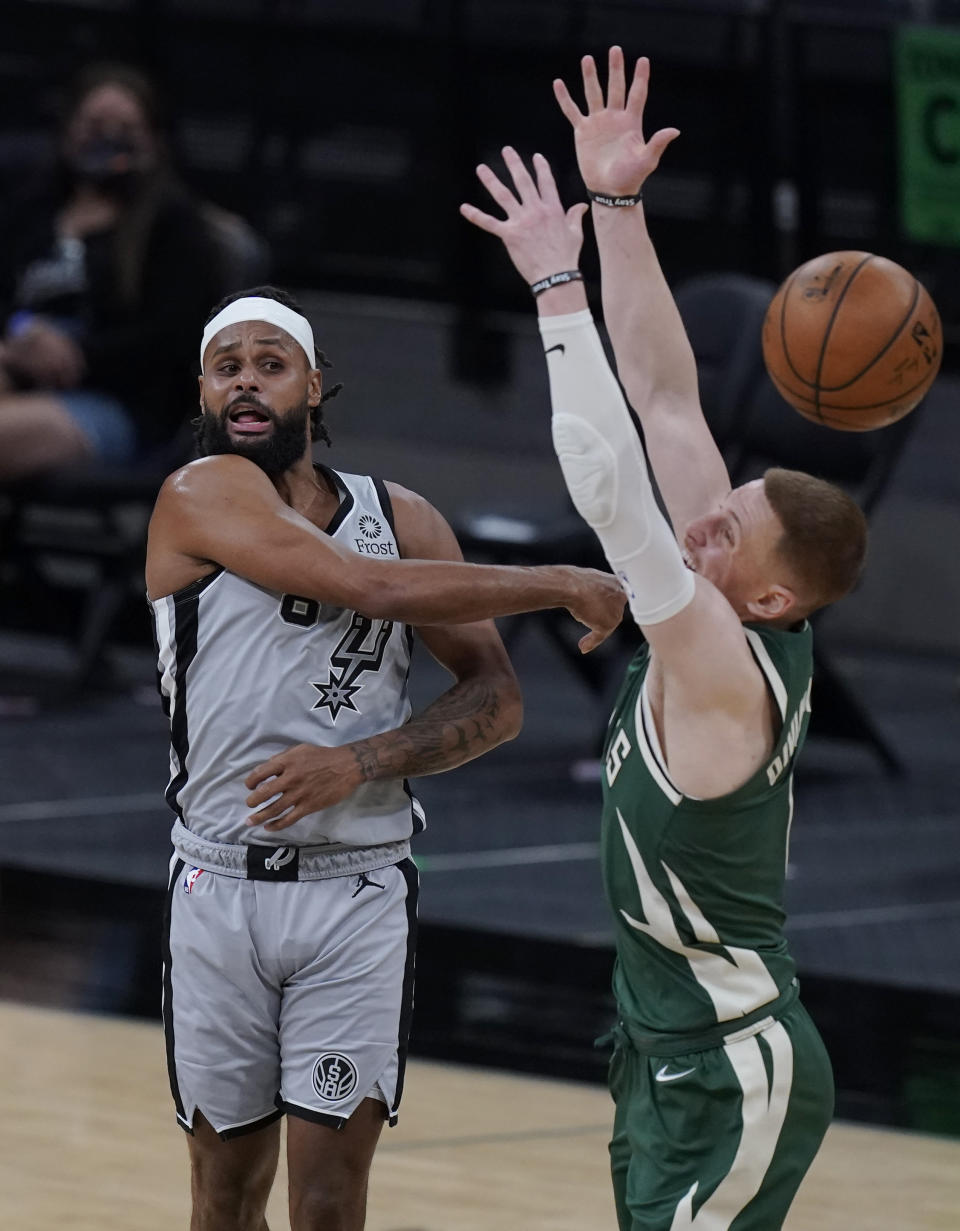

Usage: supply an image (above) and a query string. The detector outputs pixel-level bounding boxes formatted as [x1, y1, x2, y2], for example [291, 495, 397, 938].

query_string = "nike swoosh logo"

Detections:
[655, 1065, 696, 1083]
[545, 343, 565, 356]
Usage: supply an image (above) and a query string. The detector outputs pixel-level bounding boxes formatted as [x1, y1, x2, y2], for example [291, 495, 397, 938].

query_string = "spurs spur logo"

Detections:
[264, 847, 295, 871]
[311, 613, 393, 720]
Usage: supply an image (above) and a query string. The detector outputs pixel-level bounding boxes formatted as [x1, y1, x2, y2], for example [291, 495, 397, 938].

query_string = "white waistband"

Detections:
[171, 819, 411, 881]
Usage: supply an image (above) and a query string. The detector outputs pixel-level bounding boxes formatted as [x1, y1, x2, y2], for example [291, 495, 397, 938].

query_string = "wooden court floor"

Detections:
[1, 1000, 958, 1230]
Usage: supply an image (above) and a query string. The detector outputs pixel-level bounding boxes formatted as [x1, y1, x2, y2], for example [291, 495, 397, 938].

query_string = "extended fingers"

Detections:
[532, 152, 561, 207]
[459, 201, 507, 236]
[626, 54, 651, 119]
[501, 145, 540, 205]
[460, 160, 520, 235]
[560, 49, 651, 123]
[553, 76, 584, 127]
[463, 150, 557, 234]
[475, 161, 521, 215]
[581, 54, 604, 113]
[648, 125, 681, 163]
[606, 45, 626, 111]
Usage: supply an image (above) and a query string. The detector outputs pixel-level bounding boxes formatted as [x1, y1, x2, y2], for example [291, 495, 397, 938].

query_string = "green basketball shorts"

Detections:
[607, 1000, 834, 1230]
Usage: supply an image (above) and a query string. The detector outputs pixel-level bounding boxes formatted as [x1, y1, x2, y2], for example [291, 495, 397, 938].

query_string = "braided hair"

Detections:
[200, 285, 341, 447]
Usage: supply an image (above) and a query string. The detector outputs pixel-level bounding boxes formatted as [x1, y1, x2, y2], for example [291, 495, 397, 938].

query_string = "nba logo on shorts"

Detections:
[312, 1052, 359, 1103]
[183, 867, 205, 894]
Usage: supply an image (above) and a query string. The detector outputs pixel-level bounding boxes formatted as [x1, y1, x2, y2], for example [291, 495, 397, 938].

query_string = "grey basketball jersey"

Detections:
[151, 466, 425, 849]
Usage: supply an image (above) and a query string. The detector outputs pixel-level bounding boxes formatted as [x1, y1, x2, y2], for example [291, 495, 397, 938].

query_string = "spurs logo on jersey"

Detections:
[310, 611, 394, 720]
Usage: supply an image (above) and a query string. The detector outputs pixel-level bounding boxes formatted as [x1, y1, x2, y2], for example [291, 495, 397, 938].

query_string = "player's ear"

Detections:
[307, 367, 322, 407]
[197, 373, 204, 410]
[745, 584, 796, 623]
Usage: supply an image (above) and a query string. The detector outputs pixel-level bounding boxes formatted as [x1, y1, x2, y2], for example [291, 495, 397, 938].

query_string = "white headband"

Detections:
[200, 297, 316, 371]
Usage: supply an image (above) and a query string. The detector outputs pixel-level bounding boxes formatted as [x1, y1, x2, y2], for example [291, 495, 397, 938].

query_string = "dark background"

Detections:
[5, 0, 960, 323]
[1, 0, 959, 1143]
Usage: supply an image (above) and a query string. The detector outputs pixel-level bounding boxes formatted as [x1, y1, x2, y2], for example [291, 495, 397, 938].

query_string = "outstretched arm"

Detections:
[554, 47, 731, 536]
[460, 148, 764, 732]
[461, 148, 694, 629]
[147, 453, 625, 650]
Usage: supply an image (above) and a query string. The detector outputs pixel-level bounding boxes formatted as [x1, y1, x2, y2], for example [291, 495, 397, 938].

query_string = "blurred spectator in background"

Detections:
[0, 63, 226, 481]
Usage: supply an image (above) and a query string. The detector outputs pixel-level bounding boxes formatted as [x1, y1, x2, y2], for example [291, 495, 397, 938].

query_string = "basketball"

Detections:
[761, 251, 942, 431]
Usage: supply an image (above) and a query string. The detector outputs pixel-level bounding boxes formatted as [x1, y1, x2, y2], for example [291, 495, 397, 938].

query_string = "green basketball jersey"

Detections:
[600, 622, 813, 1044]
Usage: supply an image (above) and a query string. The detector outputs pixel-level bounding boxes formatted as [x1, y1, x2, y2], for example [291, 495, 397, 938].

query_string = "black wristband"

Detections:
[530, 270, 583, 297]
[587, 189, 643, 208]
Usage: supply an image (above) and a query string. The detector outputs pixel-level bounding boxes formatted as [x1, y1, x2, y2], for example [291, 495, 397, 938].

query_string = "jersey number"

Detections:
[280, 594, 321, 627]
[605, 728, 632, 786]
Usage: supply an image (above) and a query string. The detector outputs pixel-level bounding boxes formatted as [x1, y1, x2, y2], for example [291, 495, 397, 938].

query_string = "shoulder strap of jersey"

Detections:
[371, 477, 397, 536]
[313, 463, 355, 535]
[744, 621, 812, 715]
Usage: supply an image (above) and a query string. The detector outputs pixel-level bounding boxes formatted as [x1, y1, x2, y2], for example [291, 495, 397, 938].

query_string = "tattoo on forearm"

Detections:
[351, 677, 511, 783]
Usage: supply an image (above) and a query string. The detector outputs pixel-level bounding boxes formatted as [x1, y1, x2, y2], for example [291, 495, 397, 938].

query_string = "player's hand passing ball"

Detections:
[563, 567, 627, 654]
[554, 47, 679, 198]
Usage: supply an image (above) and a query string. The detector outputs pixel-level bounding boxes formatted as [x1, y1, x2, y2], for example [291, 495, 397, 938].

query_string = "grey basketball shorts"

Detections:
[162, 854, 418, 1140]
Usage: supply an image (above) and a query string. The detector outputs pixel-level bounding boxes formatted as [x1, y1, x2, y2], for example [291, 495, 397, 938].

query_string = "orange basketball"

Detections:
[761, 251, 942, 431]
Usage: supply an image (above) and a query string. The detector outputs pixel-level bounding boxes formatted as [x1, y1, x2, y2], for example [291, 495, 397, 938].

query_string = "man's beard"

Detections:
[197, 394, 312, 477]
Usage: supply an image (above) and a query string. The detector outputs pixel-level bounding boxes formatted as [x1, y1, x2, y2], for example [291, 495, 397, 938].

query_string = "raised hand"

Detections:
[554, 46, 679, 198]
[460, 146, 587, 286]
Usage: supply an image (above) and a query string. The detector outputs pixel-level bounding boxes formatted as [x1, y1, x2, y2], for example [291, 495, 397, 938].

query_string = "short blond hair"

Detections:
[764, 468, 868, 614]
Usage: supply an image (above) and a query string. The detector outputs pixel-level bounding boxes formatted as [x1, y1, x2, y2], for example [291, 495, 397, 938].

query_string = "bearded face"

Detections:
[197, 391, 312, 477]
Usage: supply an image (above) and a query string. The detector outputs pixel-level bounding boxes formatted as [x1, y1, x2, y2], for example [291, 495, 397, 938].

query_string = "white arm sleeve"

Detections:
[539, 308, 695, 626]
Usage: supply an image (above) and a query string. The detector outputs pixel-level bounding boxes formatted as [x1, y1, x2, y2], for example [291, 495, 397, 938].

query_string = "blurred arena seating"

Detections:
[0, 196, 269, 690]
[4, 0, 955, 332]
[0, 0, 954, 678]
